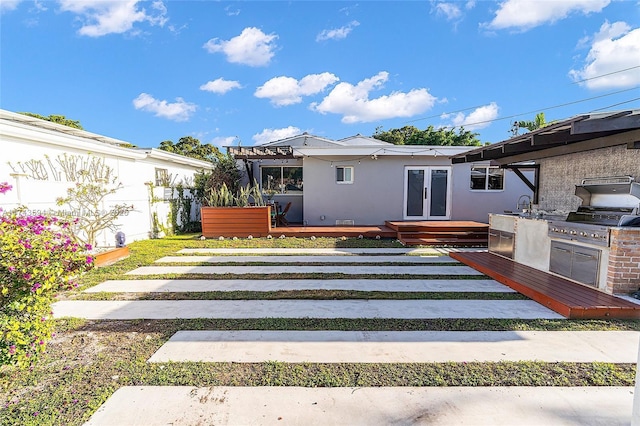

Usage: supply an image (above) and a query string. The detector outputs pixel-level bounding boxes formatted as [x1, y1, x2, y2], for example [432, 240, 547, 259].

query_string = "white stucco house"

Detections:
[0, 109, 213, 246]
[229, 133, 534, 226]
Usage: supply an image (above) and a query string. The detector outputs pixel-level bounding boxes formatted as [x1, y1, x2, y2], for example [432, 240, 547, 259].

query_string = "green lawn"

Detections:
[1, 235, 638, 426]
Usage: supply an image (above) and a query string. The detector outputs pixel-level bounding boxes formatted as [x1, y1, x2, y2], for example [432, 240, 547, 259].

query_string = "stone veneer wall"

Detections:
[537, 145, 640, 212]
[606, 228, 640, 294]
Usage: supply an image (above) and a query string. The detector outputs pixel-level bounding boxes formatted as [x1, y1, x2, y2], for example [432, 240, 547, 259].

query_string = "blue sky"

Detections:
[1, 1, 639, 150]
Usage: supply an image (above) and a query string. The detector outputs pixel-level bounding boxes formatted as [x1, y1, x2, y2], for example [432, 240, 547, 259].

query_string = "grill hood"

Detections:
[574, 176, 640, 208]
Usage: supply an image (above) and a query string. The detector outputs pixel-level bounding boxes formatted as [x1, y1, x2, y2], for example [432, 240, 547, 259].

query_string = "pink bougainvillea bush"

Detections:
[0, 182, 93, 368]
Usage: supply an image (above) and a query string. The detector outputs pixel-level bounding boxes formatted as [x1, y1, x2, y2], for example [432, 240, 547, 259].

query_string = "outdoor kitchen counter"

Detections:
[489, 214, 558, 271]
[489, 214, 612, 291]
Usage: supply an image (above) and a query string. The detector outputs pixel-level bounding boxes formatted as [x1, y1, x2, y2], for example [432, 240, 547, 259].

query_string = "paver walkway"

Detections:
[66, 247, 637, 425]
[86, 278, 514, 293]
[85, 386, 633, 426]
[177, 247, 467, 255]
[53, 299, 561, 319]
[155, 255, 459, 263]
[126, 264, 483, 276]
[148, 330, 639, 363]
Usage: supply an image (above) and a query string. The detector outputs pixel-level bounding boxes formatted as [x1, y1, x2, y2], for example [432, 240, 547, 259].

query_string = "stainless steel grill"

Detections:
[547, 176, 640, 247]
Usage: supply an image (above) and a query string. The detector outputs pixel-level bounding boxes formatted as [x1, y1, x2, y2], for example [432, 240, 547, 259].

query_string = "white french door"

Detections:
[403, 166, 451, 220]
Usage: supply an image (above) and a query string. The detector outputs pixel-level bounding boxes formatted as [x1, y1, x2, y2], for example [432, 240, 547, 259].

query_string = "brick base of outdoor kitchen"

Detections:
[606, 228, 640, 294]
[451, 250, 640, 320]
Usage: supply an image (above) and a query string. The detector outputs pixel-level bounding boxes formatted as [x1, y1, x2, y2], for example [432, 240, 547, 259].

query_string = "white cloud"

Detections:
[200, 78, 242, 94]
[484, 0, 610, 31]
[443, 102, 499, 130]
[203, 27, 277, 67]
[434, 3, 461, 21]
[316, 20, 360, 42]
[569, 21, 640, 89]
[310, 72, 437, 124]
[58, 0, 168, 37]
[255, 73, 339, 106]
[1, 0, 22, 13]
[224, 5, 240, 16]
[132, 93, 196, 122]
[252, 126, 302, 145]
[210, 136, 237, 148]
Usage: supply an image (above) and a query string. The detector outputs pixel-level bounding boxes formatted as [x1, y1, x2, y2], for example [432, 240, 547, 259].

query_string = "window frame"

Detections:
[470, 165, 504, 191]
[155, 168, 169, 187]
[260, 165, 303, 194]
[335, 166, 354, 184]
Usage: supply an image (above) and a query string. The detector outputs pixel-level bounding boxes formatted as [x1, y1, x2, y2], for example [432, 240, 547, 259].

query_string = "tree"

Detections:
[205, 152, 242, 195]
[373, 125, 481, 146]
[159, 136, 222, 162]
[19, 112, 83, 129]
[54, 156, 134, 247]
[510, 112, 548, 136]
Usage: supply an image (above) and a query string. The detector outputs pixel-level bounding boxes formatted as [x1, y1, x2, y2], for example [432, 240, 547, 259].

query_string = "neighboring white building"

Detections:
[0, 109, 213, 246]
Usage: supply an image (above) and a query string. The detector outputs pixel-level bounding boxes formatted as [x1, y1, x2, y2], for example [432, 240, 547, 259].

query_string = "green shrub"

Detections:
[1, 183, 92, 368]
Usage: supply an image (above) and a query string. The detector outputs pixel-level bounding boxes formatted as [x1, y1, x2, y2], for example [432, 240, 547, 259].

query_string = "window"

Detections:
[260, 166, 303, 193]
[470, 166, 504, 190]
[155, 168, 169, 187]
[336, 166, 354, 184]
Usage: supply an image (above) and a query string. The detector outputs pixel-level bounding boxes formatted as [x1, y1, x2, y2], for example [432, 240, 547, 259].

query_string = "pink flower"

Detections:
[8, 345, 16, 355]
[0, 182, 12, 194]
[86, 256, 94, 264]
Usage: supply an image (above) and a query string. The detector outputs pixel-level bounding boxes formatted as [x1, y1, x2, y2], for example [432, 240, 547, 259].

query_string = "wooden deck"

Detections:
[386, 221, 488, 246]
[268, 224, 397, 239]
[450, 251, 640, 320]
[266, 221, 489, 245]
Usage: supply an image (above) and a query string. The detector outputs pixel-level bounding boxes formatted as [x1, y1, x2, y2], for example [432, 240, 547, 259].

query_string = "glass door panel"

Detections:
[429, 169, 449, 218]
[406, 169, 425, 217]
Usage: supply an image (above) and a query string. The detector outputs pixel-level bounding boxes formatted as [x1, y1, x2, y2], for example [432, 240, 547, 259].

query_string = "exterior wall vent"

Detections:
[336, 219, 355, 226]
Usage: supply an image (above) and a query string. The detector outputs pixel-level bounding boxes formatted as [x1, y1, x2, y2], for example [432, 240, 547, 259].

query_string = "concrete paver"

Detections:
[52, 299, 563, 320]
[86, 278, 514, 293]
[84, 386, 634, 426]
[155, 255, 459, 264]
[148, 330, 639, 363]
[126, 265, 484, 276]
[177, 248, 481, 255]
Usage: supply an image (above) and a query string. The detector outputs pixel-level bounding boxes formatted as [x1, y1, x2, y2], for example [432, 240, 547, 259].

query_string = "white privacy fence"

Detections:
[0, 177, 200, 247]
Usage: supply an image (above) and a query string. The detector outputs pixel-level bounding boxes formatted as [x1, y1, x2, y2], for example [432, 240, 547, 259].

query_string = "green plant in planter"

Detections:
[203, 181, 265, 207]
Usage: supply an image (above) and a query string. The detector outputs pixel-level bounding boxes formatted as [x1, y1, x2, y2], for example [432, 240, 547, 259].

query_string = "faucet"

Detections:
[517, 195, 532, 212]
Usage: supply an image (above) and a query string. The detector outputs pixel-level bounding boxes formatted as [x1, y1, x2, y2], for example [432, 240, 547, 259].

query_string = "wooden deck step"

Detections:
[400, 238, 488, 246]
[450, 251, 640, 319]
[386, 220, 489, 233]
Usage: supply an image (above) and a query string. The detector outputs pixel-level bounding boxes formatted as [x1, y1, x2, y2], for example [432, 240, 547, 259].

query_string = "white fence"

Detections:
[0, 177, 199, 247]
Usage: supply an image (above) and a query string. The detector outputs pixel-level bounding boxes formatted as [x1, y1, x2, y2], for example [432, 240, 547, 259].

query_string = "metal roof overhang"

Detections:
[451, 110, 640, 165]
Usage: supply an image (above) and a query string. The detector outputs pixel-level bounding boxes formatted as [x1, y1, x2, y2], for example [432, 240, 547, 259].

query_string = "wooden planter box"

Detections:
[201, 206, 272, 238]
[94, 246, 130, 267]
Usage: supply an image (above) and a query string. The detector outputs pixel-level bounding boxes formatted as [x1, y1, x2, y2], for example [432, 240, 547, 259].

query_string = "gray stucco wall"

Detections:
[302, 156, 421, 226]
[450, 164, 534, 223]
[245, 156, 533, 225]
[537, 145, 640, 212]
[302, 157, 532, 225]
